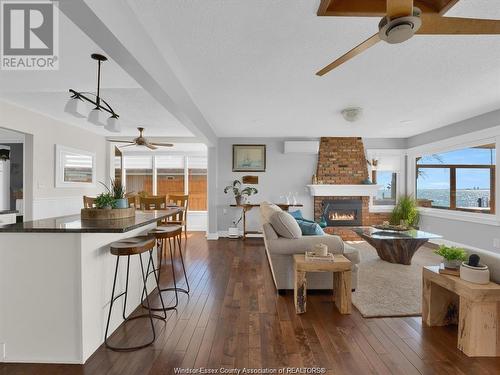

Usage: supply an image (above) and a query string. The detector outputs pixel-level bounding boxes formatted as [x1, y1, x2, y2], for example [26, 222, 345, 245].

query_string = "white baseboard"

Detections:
[206, 232, 219, 240]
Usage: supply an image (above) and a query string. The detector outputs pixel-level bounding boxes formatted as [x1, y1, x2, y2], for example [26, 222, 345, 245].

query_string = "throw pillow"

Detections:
[269, 211, 302, 239]
[289, 210, 303, 220]
[260, 202, 282, 223]
[296, 219, 325, 236]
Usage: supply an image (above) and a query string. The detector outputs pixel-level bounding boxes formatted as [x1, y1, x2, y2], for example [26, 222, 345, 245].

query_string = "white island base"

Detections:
[0, 217, 165, 364]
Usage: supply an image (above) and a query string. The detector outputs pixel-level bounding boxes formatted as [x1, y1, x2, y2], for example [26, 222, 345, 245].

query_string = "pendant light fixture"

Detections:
[65, 53, 120, 127]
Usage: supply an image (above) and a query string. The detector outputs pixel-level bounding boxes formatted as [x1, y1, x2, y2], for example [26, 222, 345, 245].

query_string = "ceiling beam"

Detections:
[58, 0, 217, 146]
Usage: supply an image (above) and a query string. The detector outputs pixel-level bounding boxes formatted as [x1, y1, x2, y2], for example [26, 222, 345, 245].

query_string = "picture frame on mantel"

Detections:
[232, 144, 266, 172]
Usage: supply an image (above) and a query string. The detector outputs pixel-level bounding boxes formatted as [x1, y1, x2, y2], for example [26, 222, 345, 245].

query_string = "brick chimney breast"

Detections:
[313, 137, 390, 240]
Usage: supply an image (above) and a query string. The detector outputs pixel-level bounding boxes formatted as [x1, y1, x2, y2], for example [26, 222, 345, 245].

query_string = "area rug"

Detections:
[349, 241, 442, 318]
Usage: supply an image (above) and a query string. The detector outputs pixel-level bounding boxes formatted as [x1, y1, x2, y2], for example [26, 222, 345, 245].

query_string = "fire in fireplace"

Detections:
[323, 199, 362, 227]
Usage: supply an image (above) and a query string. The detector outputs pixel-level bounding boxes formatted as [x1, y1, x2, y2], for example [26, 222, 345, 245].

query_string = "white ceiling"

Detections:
[0, 10, 193, 137]
[126, 0, 500, 138]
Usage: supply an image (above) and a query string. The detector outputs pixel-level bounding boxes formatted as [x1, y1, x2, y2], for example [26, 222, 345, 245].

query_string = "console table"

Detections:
[230, 203, 303, 239]
[422, 265, 500, 357]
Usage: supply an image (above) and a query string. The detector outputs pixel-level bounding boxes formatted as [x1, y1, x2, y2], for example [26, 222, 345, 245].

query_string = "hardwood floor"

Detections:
[2, 233, 500, 375]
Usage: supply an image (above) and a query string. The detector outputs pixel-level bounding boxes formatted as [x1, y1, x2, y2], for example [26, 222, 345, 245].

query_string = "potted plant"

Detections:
[390, 195, 420, 228]
[224, 179, 258, 205]
[100, 179, 128, 208]
[435, 245, 467, 269]
[95, 193, 116, 210]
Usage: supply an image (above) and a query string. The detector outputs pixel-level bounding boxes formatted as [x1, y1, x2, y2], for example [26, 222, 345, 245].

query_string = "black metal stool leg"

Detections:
[174, 233, 190, 294]
[105, 252, 165, 352]
[104, 256, 120, 349]
[141, 236, 179, 311]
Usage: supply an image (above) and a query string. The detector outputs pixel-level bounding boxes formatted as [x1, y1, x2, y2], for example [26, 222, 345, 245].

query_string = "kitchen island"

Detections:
[0, 209, 179, 364]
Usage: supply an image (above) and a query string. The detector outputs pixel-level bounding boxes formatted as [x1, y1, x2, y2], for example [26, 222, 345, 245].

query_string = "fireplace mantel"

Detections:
[307, 184, 381, 197]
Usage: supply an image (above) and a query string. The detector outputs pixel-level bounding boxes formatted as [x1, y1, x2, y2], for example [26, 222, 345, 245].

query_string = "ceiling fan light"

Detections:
[64, 96, 85, 118]
[87, 107, 104, 126]
[105, 116, 120, 133]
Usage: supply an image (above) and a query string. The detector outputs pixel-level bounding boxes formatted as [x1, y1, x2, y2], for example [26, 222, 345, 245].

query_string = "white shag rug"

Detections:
[349, 241, 442, 318]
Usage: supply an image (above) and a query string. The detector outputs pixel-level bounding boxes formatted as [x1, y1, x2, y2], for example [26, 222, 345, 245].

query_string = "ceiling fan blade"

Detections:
[145, 143, 158, 150]
[386, 0, 414, 18]
[418, 14, 500, 35]
[316, 33, 381, 76]
[119, 143, 137, 148]
[150, 142, 174, 147]
[108, 140, 134, 144]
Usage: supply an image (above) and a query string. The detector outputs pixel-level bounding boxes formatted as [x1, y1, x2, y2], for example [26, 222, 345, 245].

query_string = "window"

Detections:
[124, 156, 153, 195]
[373, 171, 397, 206]
[122, 153, 208, 211]
[188, 156, 207, 211]
[157, 155, 185, 197]
[416, 143, 496, 214]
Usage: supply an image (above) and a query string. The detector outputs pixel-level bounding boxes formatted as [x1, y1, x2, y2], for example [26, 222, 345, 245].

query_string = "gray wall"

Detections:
[419, 215, 500, 253]
[217, 138, 317, 233]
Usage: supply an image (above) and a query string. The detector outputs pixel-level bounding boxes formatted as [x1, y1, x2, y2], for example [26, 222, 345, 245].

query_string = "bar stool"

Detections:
[142, 224, 190, 311]
[104, 235, 166, 352]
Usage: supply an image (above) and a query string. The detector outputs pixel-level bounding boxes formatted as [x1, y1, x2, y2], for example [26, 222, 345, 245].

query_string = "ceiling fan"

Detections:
[109, 127, 173, 150]
[316, 0, 500, 76]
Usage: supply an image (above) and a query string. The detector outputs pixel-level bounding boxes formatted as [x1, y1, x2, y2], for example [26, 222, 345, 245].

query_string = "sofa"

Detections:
[260, 202, 360, 291]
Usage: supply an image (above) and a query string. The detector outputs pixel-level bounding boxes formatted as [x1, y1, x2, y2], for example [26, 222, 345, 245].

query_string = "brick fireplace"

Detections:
[313, 137, 390, 240]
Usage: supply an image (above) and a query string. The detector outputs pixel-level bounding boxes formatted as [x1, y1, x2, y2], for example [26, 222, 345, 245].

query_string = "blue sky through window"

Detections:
[417, 146, 495, 190]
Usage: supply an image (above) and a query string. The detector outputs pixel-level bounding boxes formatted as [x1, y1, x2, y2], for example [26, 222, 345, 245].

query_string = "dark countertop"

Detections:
[0, 209, 180, 233]
[0, 210, 18, 215]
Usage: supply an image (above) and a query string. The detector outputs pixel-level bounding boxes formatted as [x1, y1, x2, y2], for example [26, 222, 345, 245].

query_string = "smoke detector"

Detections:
[341, 107, 363, 122]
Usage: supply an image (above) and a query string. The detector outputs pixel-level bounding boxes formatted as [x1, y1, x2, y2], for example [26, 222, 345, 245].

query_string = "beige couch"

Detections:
[260, 202, 360, 291]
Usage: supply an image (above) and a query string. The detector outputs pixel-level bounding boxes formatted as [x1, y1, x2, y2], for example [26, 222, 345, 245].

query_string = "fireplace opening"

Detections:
[323, 199, 362, 226]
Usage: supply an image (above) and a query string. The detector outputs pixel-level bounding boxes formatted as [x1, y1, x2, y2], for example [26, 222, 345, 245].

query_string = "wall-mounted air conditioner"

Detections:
[283, 140, 319, 154]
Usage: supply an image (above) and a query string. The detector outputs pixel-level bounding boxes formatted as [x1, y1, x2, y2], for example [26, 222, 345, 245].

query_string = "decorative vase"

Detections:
[115, 198, 128, 209]
[235, 196, 242, 205]
[460, 262, 490, 284]
[443, 259, 462, 269]
[318, 216, 327, 228]
[228, 227, 240, 239]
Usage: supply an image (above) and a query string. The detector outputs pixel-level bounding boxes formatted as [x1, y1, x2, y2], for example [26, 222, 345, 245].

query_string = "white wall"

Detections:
[0, 100, 106, 219]
[217, 138, 317, 234]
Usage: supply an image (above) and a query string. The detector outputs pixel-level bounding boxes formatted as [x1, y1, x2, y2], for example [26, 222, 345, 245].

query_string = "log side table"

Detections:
[293, 254, 352, 315]
[422, 266, 500, 357]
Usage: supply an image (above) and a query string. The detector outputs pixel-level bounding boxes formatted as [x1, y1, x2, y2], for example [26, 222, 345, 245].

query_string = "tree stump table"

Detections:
[423, 265, 500, 357]
[351, 227, 441, 265]
[293, 254, 352, 315]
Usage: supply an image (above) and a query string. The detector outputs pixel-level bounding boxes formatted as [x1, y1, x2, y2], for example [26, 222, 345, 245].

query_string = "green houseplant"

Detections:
[390, 195, 419, 228]
[435, 245, 467, 269]
[224, 179, 258, 205]
[100, 179, 128, 208]
[95, 193, 116, 209]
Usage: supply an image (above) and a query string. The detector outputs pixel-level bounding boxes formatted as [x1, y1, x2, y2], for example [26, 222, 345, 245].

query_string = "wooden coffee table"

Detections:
[422, 266, 500, 357]
[352, 227, 441, 265]
[293, 254, 352, 315]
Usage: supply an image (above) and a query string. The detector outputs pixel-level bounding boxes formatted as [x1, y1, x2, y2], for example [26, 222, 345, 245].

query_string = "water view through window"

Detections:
[416, 144, 496, 213]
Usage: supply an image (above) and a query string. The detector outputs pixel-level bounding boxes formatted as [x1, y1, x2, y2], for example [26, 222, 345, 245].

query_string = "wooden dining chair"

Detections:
[167, 194, 189, 241]
[127, 195, 137, 209]
[139, 195, 167, 211]
[83, 196, 96, 208]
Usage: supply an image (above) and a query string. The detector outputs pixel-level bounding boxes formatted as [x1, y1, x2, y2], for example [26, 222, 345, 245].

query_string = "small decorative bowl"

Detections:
[460, 262, 490, 284]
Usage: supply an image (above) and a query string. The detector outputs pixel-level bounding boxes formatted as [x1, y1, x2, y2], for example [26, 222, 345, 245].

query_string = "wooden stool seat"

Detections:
[109, 236, 156, 256]
[149, 225, 182, 238]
